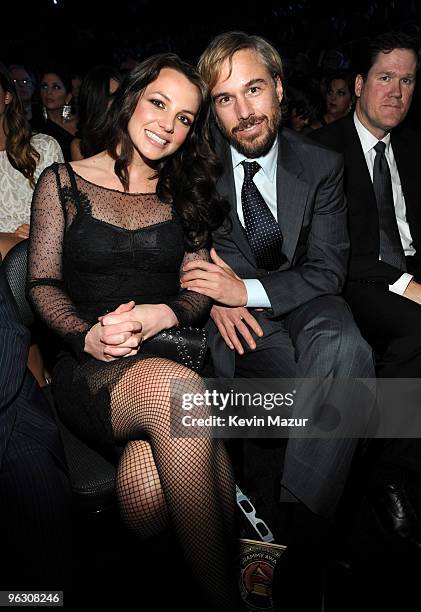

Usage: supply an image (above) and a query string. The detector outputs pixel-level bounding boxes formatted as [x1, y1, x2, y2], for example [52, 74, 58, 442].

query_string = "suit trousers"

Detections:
[230, 294, 375, 519]
[345, 280, 421, 481]
[345, 281, 421, 377]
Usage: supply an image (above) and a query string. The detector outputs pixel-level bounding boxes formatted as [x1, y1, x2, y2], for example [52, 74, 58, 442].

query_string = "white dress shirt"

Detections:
[353, 113, 414, 294]
[230, 138, 280, 308]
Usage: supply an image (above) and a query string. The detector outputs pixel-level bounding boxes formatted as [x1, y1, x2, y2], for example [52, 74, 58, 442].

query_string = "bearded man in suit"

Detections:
[181, 31, 374, 570]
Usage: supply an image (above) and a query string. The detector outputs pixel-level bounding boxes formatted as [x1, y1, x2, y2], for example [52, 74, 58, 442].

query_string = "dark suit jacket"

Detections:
[0, 266, 65, 470]
[310, 114, 421, 283]
[0, 266, 31, 469]
[208, 127, 349, 375]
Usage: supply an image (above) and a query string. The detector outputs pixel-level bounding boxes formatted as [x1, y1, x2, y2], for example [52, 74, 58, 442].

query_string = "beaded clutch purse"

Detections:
[140, 326, 208, 372]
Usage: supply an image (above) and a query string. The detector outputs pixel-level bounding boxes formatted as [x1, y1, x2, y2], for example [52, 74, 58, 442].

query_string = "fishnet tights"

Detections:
[111, 357, 241, 611]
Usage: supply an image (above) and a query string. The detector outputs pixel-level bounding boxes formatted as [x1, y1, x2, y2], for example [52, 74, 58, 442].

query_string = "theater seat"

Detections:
[2, 239, 117, 514]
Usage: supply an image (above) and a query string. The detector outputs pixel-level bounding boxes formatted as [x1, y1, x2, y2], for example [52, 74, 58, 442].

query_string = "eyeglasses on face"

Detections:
[236, 484, 275, 543]
[13, 79, 32, 86]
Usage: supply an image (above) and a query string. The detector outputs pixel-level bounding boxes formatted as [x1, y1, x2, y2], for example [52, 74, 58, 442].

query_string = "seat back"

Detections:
[2, 239, 117, 514]
[2, 239, 34, 327]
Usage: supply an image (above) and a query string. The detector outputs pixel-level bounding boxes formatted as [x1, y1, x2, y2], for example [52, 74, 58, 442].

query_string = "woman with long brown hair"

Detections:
[28, 53, 244, 611]
[0, 64, 63, 259]
[0, 64, 63, 387]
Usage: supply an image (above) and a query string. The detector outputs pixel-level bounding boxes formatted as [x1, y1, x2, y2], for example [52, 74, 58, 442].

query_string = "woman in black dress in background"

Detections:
[28, 54, 242, 611]
[39, 67, 78, 160]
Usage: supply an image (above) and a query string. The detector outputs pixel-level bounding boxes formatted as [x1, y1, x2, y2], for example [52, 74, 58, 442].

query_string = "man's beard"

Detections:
[217, 104, 282, 158]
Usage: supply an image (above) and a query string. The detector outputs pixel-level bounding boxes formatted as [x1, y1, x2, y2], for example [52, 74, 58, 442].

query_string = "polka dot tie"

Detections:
[241, 160, 284, 270]
[373, 142, 406, 271]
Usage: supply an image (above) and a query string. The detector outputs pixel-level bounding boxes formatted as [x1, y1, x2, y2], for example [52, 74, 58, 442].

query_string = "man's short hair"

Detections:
[197, 31, 284, 90]
[357, 31, 420, 79]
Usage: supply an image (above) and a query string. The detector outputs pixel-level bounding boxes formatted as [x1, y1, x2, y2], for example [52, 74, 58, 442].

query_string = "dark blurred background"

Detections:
[2, 0, 421, 73]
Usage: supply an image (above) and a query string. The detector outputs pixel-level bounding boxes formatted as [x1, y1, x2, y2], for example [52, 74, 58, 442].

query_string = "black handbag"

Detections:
[140, 326, 208, 372]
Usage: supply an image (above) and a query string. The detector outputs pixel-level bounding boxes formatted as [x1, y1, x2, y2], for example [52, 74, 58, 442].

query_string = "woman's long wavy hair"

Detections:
[97, 53, 228, 251]
[0, 66, 39, 188]
[78, 65, 121, 158]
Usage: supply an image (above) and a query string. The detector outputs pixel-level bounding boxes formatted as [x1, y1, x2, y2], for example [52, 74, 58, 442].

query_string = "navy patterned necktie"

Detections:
[373, 141, 406, 271]
[241, 161, 284, 270]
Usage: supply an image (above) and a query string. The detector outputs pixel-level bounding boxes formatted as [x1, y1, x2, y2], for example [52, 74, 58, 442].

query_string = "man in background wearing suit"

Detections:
[311, 32, 421, 549]
[181, 33, 374, 605]
[0, 263, 71, 589]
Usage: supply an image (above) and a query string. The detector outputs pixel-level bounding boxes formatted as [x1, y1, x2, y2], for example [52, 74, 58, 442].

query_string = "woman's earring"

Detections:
[42, 106, 48, 121]
[62, 104, 72, 122]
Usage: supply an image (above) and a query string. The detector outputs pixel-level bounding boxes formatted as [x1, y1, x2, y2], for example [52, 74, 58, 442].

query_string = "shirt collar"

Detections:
[231, 135, 278, 182]
[354, 111, 391, 154]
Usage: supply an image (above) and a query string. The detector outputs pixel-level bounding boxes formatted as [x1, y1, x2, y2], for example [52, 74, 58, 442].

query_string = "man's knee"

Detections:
[339, 317, 374, 375]
[291, 296, 374, 376]
[322, 296, 373, 373]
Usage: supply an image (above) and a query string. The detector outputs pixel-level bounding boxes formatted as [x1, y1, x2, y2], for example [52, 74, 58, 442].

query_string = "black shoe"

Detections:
[369, 481, 421, 550]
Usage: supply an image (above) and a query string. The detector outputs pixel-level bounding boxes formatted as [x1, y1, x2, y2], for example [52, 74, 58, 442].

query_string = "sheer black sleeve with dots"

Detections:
[27, 165, 92, 358]
[166, 248, 212, 327]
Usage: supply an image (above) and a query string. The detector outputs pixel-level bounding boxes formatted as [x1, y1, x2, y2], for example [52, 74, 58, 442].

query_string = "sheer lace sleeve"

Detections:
[27, 164, 92, 359]
[166, 248, 213, 327]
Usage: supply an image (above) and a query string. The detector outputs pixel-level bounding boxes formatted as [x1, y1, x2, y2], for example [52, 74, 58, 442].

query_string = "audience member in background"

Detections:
[8, 63, 43, 128]
[285, 79, 320, 133]
[317, 47, 349, 76]
[311, 70, 355, 128]
[71, 65, 121, 160]
[0, 65, 63, 386]
[0, 65, 63, 257]
[39, 66, 78, 160]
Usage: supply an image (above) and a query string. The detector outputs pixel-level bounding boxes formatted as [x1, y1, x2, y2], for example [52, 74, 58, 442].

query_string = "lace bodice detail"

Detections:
[0, 133, 64, 232]
[27, 163, 212, 358]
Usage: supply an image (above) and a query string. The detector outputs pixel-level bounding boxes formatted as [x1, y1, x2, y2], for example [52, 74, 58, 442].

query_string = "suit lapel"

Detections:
[216, 128, 311, 266]
[343, 116, 376, 200]
[215, 133, 258, 265]
[276, 133, 309, 263]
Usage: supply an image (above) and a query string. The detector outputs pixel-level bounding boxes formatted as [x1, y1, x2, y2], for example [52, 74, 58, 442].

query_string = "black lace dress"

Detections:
[27, 163, 212, 461]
